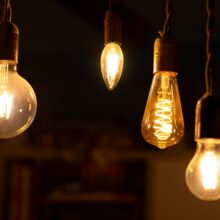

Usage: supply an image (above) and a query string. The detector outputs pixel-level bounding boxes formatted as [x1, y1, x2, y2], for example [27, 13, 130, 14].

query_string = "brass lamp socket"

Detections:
[104, 10, 122, 45]
[195, 94, 220, 140]
[0, 22, 19, 63]
[153, 35, 178, 74]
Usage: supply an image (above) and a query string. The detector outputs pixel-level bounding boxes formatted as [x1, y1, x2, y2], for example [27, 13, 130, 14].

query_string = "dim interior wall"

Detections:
[149, 156, 220, 220]
[0, 158, 5, 220]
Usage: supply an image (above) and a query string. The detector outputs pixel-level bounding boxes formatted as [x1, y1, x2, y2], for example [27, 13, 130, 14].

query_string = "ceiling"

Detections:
[55, 0, 220, 45]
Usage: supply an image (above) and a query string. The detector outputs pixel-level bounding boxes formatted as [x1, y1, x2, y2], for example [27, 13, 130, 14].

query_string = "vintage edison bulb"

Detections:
[100, 42, 124, 90]
[0, 62, 37, 138]
[185, 140, 220, 201]
[141, 71, 184, 149]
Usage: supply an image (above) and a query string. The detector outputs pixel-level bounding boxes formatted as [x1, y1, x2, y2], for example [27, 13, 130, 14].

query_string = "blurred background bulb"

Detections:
[185, 140, 220, 201]
[141, 71, 184, 149]
[100, 42, 124, 90]
[0, 62, 37, 138]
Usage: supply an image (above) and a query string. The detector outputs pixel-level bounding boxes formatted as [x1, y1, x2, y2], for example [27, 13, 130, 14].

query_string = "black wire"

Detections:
[162, 0, 173, 35]
[109, 0, 112, 10]
[205, 0, 214, 95]
[2, 0, 7, 22]
[2, 0, 12, 22]
[3, 0, 12, 22]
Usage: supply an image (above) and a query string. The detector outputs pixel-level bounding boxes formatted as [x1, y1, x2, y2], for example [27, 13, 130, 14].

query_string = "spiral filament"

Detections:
[153, 75, 173, 140]
[141, 71, 184, 148]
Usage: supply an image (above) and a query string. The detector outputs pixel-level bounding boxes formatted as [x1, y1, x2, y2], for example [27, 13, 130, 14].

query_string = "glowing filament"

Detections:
[0, 65, 13, 119]
[154, 98, 172, 140]
[101, 43, 124, 90]
[200, 152, 218, 190]
[153, 75, 173, 140]
[106, 51, 120, 86]
[0, 91, 13, 119]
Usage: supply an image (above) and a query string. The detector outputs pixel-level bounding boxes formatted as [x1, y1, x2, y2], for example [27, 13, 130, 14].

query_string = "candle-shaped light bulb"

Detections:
[185, 141, 220, 201]
[101, 42, 123, 90]
[141, 71, 184, 148]
[101, 9, 123, 90]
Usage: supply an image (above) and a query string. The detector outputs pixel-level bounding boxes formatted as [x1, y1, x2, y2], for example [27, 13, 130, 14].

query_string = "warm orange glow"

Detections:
[185, 141, 220, 201]
[0, 91, 13, 119]
[0, 63, 37, 138]
[153, 75, 173, 141]
[200, 152, 218, 190]
[141, 72, 184, 149]
[101, 42, 124, 90]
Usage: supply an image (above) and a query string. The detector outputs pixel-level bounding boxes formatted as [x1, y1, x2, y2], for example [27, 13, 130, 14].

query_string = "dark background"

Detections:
[1, 1, 220, 220]
[7, 0, 220, 147]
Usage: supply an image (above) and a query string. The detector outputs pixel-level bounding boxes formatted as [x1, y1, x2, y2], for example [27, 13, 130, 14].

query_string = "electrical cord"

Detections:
[109, 0, 112, 10]
[162, 0, 172, 36]
[2, 0, 12, 22]
[205, 0, 214, 95]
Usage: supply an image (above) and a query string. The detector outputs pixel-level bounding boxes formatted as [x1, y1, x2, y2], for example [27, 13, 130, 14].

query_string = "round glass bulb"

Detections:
[100, 42, 124, 90]
[185, 140, 220, 201]
[141, 71, 184, 149]
[0, 63, 37, 138]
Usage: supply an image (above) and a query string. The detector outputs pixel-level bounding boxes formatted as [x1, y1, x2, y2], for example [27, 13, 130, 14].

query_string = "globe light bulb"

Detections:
[141, 71, 184, 149]
[0, 62, 37, 138]
[100, 42, 124, 90]
[185, 140, 220, 201]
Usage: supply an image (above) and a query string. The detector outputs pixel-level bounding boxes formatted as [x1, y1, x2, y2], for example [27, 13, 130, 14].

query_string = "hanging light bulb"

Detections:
[0, 62, 37, 138]
[141, 0, 184, 149]
[100, 1, 124, 90]
[185, 0, 220, 201]
[185, 94, 220, 201]
[0, 1, 37, 138]
[101, 42, 123, 90]
[141, 35, 184, 149]
[185, 95, 220, 200]
[141, 69, 184, 149]
[186, 141, 220, 200]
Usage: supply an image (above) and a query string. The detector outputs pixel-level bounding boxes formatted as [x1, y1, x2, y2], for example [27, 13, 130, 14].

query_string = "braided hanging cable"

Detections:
[162, 0, 173, 35]
[2, 0, 12, 22]
[205, 0, 214, 95]
[3, 0, 8, 21]
[6, 1, 12, 22]
[109, 0, 112, 10]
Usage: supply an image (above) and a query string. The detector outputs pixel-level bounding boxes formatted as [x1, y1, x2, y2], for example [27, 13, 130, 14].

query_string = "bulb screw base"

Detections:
[104, 10, 122, 45]
[0, 22, 19, 63]
[195, 94, 220, 140]
[153, 35, 178, 73]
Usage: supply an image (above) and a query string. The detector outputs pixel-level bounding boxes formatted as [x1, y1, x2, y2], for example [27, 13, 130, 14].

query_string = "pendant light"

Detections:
[0, 0, 37, 138]
[185, 0, 220, 201]
[141, 0, 184, 149]
[100, 0, 124, 90]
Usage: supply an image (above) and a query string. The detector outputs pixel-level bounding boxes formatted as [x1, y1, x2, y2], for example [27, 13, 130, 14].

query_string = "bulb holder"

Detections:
[0, 22, 19, 63]
[195, 94, 220, 140]
[153, 35, 178, 74]
[104, 10, 122, 45]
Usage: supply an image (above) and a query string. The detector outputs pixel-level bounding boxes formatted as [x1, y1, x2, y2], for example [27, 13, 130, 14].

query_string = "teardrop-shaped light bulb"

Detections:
[100, 42, 124, 90]
[141, 71, 184, 149]
[185, 140, 220, 201]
